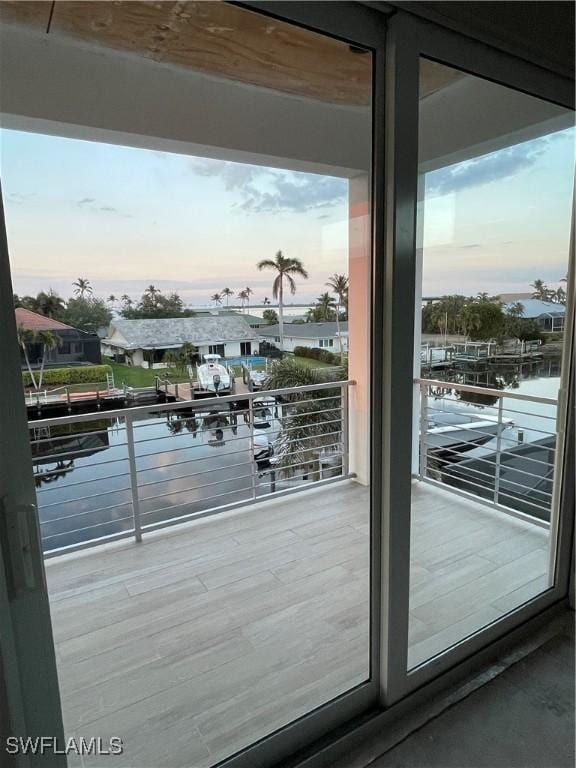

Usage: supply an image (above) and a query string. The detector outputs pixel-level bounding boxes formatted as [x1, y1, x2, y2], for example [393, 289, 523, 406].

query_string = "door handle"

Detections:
[1, 497, 42, 598]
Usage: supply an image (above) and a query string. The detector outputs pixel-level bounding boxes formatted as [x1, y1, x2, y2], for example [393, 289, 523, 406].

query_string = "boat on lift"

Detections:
[196, 354, 232, 395]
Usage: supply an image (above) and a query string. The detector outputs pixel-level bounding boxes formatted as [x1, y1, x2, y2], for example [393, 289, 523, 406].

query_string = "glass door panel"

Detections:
[0, 3, 374, 763]
[409, 58, 574, 669]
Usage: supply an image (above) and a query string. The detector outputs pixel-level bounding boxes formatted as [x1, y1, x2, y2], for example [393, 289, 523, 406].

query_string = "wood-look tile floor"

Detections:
[45, 480, 548, 767]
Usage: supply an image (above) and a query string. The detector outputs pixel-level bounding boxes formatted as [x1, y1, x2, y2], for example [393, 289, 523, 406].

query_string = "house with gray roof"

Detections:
[503, 299, 566, 333]
[102, 316, 258, 368]
[259, 322, 348, 353]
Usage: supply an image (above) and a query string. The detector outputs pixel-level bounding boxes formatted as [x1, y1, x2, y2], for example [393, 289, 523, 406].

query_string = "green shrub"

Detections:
[22, 365, 112, 388]
[293, 346, 338, 365]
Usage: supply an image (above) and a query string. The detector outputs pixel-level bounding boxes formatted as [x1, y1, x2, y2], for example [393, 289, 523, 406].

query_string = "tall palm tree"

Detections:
[237, 289, 248, 312]
[37, 330, 60, 388]
[326, 273, 348, 363]
[314, 292, 337, 321]
[553, 286, 566, 305]
[73, 277, 92, 298]
[257, 250, 309, 352]
[243, 287, 253, 314]
[121, 294, 132, 306]
[531, 279, 550, 301]
[17, 324, 38, 389]
[211, 292, 223, 307]
[107, 294, 117, 305]
[222, 287, 233, 308]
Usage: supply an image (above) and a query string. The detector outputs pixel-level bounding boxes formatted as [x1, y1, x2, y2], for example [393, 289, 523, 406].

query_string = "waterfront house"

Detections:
[259, 321, 349, 353]
[101, 316, 258, 368]
[15, 307, 101, 367]
[504, 298, 566, 333]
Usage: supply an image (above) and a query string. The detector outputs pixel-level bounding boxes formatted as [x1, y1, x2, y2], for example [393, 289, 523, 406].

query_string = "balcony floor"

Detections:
[45, 480, 549, 767]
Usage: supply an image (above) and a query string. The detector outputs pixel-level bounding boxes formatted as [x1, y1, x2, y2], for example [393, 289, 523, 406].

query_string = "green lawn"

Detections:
[291, 355, 338, 369]
[109, 361, 190, 388]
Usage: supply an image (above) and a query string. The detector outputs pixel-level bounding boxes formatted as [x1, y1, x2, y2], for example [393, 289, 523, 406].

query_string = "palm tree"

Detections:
[222, 287, 233, 308]
[37, 330, 60, 388]
[17, 324, 38, 389]
[313, 292, 337, 322]
[506, 301, 525, 318]
[35, 289, 65, 318]
[553, 286, 566, 305]
[326, 273, 348, 363]
[107, 294, 117, 305]
[179, 342, 199, 368]
[211, 292, 223, 307]
[237, 289, 248, 312]
[263, 359, 343, 480]
[243, 287, 253, 314]
[257, 250, 309, 352]
[121, 294, 132, 306]
[263, 296, 271, 306]
[531, 279, 551, 301]
[73, 277, 92, 298]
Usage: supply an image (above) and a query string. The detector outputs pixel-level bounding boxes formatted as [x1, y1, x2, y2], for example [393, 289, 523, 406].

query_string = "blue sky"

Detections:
[1, 125, 573, 304]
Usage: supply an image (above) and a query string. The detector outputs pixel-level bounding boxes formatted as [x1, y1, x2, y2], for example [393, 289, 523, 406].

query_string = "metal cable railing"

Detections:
[415, 377, 558, 524]
[30, 381, 353, 557]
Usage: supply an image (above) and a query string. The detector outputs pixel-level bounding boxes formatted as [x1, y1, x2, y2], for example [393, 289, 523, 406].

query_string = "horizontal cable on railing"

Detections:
[29, 426, 115, 447]
[416, 378, 558, 406]
[133, 417, 343, 459]
[430, 462, 554, 498]
[423, 443, 555, 479]
[139, 483, 256, 516]
[139, 448, 344, 504]
[30, 444, 128, 464]
[36, 470, 132, 493]
[423, 439, 557, 469]
[136, 436, 343, 490]
[39, 499, 132, 525]
[38, 499, 134, 526]
[38, 484, 133, 509]
[42, 514, 135, 540]
[424, 472, 550, 513]
[28, 381, 353, 430]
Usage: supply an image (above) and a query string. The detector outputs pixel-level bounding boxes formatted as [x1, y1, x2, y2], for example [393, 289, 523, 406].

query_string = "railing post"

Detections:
[341, 383, 349, 476]
[493, 396, 504, 506]
[125, 413, 142, 542]
[248, 397, 257, 500]
[419, 382, 428, 480]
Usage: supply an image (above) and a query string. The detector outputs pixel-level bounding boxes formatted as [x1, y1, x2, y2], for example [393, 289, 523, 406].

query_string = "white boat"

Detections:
[426, 407, 513, 453]
[251, 397, 282, 469]
[249, 369, 267, 391]
[196, 354, 232, 394]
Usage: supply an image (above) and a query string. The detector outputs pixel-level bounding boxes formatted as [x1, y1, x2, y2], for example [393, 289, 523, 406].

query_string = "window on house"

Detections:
[240, 341, 252, 355]
[319, 338, 334, 348]
[208, 344, 225, 356]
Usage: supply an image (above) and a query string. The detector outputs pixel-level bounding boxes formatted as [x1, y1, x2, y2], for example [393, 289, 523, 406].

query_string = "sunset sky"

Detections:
[1, 125, 573, 305]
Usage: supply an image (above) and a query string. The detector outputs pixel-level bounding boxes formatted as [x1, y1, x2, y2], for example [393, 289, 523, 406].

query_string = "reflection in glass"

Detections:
[409, 58, 574, 669]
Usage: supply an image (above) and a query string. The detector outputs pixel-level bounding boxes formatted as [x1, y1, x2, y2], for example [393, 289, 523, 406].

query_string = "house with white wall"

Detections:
[102, 316, 258, 368]
[259, 322, 349, 354]
[503, 299, 566, 333]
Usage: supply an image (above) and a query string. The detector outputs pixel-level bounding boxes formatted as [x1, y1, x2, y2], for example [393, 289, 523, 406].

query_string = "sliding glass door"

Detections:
[0, 2, 385, 766]
[381, 11, 574, 701]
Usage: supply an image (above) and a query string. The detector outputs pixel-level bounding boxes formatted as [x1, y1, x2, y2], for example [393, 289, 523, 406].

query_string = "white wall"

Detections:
[261, 334, 348, 353]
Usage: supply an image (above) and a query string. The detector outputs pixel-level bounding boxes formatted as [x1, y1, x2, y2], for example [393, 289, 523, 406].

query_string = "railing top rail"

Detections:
[415, 377, 558, 406]
[27, 380, 355, 429]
